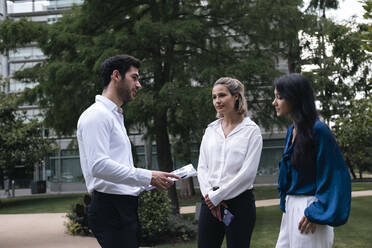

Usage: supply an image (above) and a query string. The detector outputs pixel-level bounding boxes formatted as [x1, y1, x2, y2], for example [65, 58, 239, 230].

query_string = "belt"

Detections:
[93, 190, 138, 201]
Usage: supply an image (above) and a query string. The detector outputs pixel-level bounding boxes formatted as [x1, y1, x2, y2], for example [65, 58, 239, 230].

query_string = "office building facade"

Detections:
[1, 0, 286, 192]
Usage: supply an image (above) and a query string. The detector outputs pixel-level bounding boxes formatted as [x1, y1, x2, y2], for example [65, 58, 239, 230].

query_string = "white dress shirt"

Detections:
[197, 117, 263, 206]
[77, 95, 152, 196]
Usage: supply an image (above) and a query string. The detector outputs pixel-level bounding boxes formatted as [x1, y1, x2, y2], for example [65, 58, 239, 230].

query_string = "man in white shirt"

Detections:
[77, 54, 179, 248]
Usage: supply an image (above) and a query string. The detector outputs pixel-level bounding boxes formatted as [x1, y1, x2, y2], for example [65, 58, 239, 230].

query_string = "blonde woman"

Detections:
[197, 77, 263, 248]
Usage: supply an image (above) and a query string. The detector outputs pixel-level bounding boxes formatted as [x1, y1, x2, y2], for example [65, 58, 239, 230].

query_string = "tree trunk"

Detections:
[359, 169, 363, 179]
[178, 148, 195, 199]
[287, 39, 299, 74]
[180, 177, 195, 199]
[145, 137, 153, 170]
[0, 170, 3, 190]
[154, 111, 179, 214]
[345, 158, 357, 179]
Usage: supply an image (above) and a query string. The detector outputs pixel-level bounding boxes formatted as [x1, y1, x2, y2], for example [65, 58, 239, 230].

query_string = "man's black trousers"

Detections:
[88, 190, 140, 248]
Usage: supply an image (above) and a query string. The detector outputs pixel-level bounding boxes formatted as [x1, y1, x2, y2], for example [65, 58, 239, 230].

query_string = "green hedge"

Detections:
[65, 190, 196, 245]
[138, 190, 171, 244]
[65, 194, 91, 236]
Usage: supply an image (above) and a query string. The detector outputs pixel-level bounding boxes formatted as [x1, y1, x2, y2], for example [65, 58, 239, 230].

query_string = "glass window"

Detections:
[257, 139, 285, 176]
[134, 146, 146, 168]
[151, 155, 159, 170]
[8, 78, 38, 93]
[9, 47, 45, 62]
[47, 0, 84, 10]
[47, 15, 62, 24]
[263, 139, 286, 148]
[136, 155, 147, 169]
[61, 157, 82, 182]
[135, 146, 145, 154]
[9, 61, 39, 93]
[7, 0, 83, 14]
[61, 149, 79, 156]
[48, 158, 59, 182]
[47, 149, 83, 183]
[9, 61, 38, 74]
[257, 148, 283, 175]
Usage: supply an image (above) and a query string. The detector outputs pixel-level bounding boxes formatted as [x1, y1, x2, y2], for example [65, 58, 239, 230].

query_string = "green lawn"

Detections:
[178, 182, 372, 207]
[0, 186, 371, 247]
[1, 182, 371, 214]
[178, 189, 202, 207]
[350, 182, 372, 191]
[253, 185, 278, 200]
[156, 196, 372, 248]
[178, 185, 279, 207]
[0, 193, 85, 214]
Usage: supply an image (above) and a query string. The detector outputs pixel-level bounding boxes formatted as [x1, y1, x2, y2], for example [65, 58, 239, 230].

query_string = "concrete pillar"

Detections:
[34, 164, 37, 181]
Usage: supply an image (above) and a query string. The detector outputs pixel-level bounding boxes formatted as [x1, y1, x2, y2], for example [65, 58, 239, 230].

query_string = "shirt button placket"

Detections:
[218, 139, 226, 185]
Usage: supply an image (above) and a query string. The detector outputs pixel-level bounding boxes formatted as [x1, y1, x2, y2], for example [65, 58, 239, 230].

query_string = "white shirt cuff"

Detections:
[135, 168, 152, 186]
[208, 189, 223, 206]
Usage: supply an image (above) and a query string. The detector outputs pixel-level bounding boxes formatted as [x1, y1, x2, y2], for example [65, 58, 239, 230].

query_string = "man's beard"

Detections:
[118, 79, 133, 104]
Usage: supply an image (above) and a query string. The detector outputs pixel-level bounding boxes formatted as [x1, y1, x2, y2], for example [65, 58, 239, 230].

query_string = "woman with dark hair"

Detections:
[272, 73, 351, 248]
[197, 77, 262, 248]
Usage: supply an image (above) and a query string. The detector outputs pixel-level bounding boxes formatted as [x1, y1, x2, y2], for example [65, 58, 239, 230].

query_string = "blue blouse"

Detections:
[278, 120, 351, 226]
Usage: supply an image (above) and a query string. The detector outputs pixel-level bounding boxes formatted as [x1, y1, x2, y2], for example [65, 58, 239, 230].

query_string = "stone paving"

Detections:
[0, 213, 100, 248]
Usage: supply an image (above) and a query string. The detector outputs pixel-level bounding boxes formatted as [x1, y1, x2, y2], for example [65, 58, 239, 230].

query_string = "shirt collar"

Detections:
[95, 95, 123, 114]
[208, 117, 253, 137]
[208, 117, 253, 128]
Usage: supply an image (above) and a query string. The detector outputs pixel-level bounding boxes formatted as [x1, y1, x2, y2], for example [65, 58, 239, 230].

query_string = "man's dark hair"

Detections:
[100, 55, 140, 88]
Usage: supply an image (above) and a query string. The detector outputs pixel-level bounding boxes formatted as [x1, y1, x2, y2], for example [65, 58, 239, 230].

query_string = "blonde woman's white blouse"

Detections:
[197, 117, 263, 206]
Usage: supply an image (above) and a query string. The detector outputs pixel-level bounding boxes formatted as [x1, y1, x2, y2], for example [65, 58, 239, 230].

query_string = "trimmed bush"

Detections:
[166, 214, 197, 243]
[65, 194, 91, 236]
[139, 190, 197, 246]
[65, 190, 197, 245]
[138, 190, 171, 244]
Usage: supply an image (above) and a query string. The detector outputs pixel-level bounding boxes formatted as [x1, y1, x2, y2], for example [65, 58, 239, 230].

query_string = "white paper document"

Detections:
[144, 164, 197, 191]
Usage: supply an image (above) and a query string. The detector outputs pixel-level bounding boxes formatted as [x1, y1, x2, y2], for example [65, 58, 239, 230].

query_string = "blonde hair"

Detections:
[213, 77, 248, 118]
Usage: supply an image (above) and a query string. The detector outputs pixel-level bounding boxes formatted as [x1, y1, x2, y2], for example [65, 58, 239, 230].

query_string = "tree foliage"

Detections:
[0, 82, 57, 181]
[0, 18, 46, 53]
[1, 0, 297, 211]
[334, 99, 372, 179]
[307, 0, 338, 17]
[301, 1, 371, 180]
[361, 0, 372, 52]
[301, 4, 372, 124]
[5, 0, 368, 209]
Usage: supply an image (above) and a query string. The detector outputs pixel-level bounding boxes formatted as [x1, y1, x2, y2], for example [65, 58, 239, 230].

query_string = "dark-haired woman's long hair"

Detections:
[274, 73, 318, 170]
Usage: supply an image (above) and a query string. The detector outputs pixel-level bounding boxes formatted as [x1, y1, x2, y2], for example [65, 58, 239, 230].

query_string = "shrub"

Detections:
[138, 190, 172, 245]
[138, 190, 197, 246]
[166, 214, 197, 243]
[65, 190, 197, 245]
[65, 194, 92, 236]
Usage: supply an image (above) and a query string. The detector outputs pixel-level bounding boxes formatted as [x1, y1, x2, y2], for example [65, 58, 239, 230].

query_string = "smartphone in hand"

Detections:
[222, 208, 234, 226]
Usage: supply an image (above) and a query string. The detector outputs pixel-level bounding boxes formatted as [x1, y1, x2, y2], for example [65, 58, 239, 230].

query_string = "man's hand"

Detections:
[298, 216, 316, 234]
[151, 171, 180, 190]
